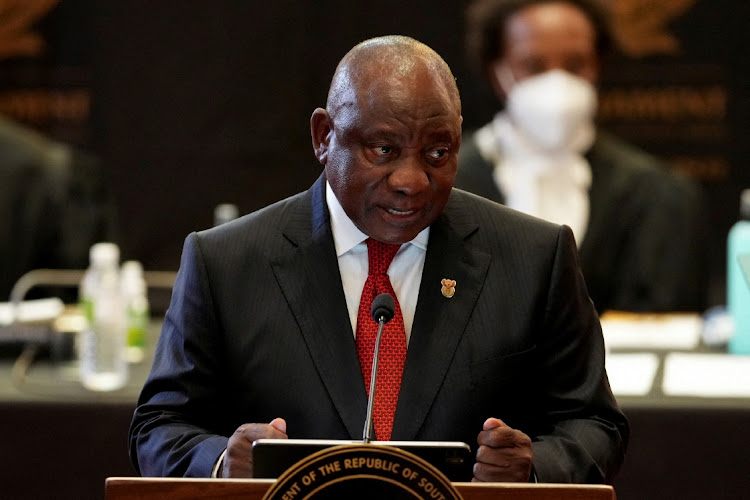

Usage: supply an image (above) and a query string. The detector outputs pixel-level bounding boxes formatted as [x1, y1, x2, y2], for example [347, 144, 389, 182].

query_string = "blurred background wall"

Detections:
[1, 0, 748, 307]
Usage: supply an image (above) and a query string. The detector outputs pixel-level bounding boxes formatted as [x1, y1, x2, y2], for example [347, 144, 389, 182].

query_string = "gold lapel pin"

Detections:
[441, 278, 456, 298]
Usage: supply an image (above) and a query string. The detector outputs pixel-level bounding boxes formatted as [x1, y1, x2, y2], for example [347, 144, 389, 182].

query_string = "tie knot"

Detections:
[366, 238, 401, 276]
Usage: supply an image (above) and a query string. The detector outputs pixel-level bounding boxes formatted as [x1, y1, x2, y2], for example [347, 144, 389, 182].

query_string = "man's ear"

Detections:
[310, 108, 332, 165]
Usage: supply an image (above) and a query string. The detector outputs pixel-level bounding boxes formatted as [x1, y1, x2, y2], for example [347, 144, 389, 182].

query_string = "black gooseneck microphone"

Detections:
[363, 293, 396, 443]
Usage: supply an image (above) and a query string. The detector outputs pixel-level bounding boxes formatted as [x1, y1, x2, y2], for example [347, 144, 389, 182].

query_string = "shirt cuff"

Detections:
[211, 449, 228, 478]
[529, 465, 538, 483]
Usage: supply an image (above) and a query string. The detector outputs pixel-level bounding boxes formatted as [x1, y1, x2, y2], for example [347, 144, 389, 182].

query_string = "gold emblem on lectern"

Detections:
[262, 444, 464, 500]
[610, 0, 697, 58]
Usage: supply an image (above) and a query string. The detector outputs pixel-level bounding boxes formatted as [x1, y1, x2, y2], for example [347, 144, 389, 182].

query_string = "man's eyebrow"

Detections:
[425, 128, 459, 142]
[362, 128, 401, 141]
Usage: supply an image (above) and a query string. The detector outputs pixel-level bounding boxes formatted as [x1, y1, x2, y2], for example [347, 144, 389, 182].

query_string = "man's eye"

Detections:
[427, 147, 449, 160]
[374, 145, 393, 156]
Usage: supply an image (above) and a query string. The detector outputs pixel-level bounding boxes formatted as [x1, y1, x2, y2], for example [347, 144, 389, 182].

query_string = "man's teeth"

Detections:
[388, 208, 415, 215]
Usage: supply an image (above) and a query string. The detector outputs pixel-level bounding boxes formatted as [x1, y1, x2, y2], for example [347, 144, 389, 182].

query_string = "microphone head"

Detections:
[371, 293, 395, 323]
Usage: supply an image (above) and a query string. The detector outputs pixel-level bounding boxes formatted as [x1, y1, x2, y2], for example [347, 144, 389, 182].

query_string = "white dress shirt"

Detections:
[475, 112, 592, 246]
[326, 181, 428, 344]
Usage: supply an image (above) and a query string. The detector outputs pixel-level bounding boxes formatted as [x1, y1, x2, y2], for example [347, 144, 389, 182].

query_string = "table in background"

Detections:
[0, 344, 148, 500]
[613, 394, 750, 499]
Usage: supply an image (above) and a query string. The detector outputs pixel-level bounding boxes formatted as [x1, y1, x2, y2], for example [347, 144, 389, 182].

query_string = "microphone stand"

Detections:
[363, 313, 386, 444]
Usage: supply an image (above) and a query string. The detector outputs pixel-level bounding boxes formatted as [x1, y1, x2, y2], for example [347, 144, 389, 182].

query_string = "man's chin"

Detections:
[364, 211, 432, 244]
[365, 227, 423, 245]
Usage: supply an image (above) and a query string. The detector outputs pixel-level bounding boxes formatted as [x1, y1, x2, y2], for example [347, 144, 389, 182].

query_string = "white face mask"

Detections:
[497, 68, 597, 152]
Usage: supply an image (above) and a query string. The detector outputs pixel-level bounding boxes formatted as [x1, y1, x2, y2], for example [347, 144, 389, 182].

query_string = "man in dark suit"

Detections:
[129, 35, 627, 483]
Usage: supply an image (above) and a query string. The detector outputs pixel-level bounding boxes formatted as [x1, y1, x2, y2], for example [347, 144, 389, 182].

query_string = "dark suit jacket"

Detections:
[129, 174, 628, 483]
[456, 131, 708, 314]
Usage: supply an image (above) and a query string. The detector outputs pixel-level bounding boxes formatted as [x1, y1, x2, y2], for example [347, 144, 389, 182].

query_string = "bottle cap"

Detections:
[121, 260, 144, 278]
[89, 242, 120, 267]
[214, 203, 239, 226]
[741, 189, 750, 220]
[121, 260, 146, 295]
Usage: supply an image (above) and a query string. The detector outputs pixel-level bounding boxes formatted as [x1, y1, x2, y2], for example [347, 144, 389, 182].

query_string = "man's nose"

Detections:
[388, 155, 429, 195]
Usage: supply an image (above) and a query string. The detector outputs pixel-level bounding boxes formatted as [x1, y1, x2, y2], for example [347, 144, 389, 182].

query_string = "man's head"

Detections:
[311, 35, 463, 245]
[466, 0, 612, 102]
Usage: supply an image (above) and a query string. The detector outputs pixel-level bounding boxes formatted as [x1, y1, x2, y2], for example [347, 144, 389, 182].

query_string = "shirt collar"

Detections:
[325, 181, 429, 257]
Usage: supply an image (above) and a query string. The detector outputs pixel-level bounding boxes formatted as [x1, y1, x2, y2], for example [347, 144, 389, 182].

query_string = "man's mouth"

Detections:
[386, 207, 417, 216]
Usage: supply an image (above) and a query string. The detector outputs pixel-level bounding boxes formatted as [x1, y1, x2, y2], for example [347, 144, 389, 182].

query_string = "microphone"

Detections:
[371, 293, 395, 324]
[363, 293, 395, 443]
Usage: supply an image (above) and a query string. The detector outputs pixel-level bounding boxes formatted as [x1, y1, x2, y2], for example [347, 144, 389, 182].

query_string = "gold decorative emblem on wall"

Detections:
[0, 0, 59, 60]
[609, 0, 697, 58]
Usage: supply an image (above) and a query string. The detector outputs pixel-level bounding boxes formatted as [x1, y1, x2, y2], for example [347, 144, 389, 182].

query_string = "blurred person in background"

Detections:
[0, 114, 116, 300]
[456, 0, 707, 314]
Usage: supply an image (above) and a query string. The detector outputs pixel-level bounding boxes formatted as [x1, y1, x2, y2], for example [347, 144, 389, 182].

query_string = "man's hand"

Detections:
[472, 417, 533, 482]
[221, 417, 287, 478]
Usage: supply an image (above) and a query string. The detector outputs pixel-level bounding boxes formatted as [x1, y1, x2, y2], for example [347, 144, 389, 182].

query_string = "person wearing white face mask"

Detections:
[457, 0, 708, 314]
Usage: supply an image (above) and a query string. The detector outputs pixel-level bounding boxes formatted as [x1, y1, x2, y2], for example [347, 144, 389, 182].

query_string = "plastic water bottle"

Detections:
[121, 260, 149, 363]
[727, 189, 750, 354]
[79, 242, 128, 391]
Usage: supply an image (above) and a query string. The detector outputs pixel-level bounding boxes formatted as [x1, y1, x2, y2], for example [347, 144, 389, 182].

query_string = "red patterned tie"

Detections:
[356, 238, 407, 441]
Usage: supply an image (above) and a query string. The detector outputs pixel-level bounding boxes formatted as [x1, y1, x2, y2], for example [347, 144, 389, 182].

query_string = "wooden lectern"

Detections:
[105, 477, 616, 500]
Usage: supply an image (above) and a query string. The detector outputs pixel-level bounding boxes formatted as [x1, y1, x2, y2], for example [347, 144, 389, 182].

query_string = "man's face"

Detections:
[312, 63, 462, 244]
[494, 1, 599, 90]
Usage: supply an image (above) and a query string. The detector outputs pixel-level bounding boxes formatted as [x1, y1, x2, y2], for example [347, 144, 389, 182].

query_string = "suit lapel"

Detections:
[392, 192, 491, 440]
[270, 175, 368, 439]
